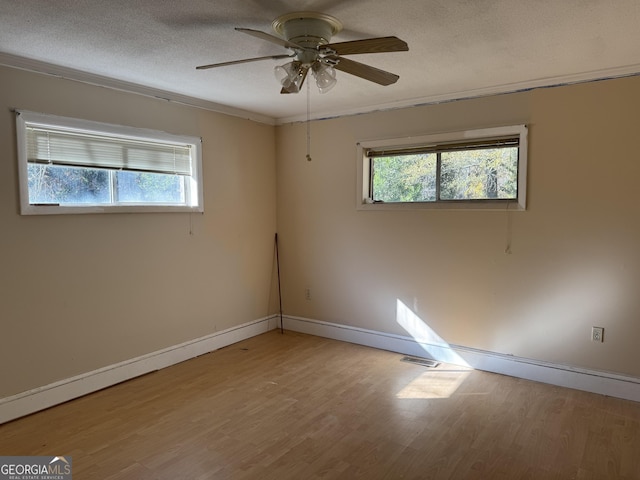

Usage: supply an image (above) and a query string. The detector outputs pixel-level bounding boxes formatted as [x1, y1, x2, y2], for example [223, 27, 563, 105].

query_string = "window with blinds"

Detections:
[356, 125, 528, 210]
[15, 110, 203, 215]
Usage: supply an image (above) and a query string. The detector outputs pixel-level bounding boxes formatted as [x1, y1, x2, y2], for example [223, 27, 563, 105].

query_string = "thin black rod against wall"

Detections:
[275, 233, 284, 334]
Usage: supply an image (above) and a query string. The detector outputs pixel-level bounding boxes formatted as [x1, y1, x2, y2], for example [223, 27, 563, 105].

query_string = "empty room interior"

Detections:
[2, 1, 640, 478]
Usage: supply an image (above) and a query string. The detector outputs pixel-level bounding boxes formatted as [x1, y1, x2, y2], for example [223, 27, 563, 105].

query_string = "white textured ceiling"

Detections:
[1, 0, 640, 124]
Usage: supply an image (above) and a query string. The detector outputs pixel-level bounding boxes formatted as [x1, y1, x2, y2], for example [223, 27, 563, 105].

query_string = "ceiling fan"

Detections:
[196, 11, 409, 94]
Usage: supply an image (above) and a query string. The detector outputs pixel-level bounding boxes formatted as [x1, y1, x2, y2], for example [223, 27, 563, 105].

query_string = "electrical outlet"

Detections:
[591, 326, 604, 343]
[305, 288, 311, 300]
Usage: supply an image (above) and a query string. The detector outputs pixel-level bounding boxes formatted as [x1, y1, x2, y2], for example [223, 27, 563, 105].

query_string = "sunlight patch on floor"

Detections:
[396, 370, 471, 399]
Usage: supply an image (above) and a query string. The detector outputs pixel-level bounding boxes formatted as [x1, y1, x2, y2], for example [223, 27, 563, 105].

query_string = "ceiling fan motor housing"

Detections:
[273, 12, 343, 65]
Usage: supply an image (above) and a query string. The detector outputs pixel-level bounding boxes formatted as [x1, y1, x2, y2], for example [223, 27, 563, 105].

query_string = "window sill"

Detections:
[356, 199, 524, 212]
[20, 204, 204, 216]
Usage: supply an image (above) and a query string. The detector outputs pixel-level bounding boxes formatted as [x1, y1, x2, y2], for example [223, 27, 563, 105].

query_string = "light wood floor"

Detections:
[2, 331, 640, 479]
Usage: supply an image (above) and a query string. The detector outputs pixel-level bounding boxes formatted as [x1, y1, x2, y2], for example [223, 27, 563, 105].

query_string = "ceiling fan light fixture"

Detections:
[274, 60, 306, 93]
[274, 60, 296, 83]
[312, 62, 337, 94]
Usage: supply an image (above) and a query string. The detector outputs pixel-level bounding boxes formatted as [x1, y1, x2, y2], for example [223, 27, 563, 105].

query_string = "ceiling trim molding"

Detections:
[275, 63, 640, 125]
[0, 53, 277, 126]
[3, 52, 640, 127]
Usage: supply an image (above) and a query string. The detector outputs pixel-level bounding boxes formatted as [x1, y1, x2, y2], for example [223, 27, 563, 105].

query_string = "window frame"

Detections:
[356, 125, 528, 211]
[16, 110, 204, 215]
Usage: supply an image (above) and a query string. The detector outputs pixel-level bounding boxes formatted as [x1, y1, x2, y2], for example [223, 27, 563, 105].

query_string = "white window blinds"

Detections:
[26, 125, 193, 176]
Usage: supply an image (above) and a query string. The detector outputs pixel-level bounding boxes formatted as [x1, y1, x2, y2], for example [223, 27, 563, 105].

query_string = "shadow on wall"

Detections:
[492, 259, 623, 354]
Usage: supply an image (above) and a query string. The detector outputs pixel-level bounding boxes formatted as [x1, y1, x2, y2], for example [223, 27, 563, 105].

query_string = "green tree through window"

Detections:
[371, 146, 517, 203]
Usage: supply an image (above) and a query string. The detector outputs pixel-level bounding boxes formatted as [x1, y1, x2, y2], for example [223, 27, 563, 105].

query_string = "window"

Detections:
[16, 110, 203, 215]
[357, 125, 527, 210]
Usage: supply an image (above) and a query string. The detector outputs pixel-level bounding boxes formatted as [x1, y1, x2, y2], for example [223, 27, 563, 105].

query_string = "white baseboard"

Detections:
[0, 316, 281, 424]
[283, 315, 640, 403]
[4, 313, 638, 425]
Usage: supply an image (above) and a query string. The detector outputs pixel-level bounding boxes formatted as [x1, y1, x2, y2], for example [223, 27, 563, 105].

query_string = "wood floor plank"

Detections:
[1, 330, 640, 479]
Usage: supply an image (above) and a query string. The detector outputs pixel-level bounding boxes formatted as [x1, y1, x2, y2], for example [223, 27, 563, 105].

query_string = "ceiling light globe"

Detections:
[274, 62, 294, 85]
[314, 64, 337, 94]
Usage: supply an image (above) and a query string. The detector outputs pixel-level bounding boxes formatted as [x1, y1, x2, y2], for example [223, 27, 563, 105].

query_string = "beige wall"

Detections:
[3, 64, 639, 401]
[276, 76, 640, 377]
[0, 66, 277, 397]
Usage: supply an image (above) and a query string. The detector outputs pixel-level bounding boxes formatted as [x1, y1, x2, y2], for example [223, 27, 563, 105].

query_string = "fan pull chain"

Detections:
[306, 79, 312, 161]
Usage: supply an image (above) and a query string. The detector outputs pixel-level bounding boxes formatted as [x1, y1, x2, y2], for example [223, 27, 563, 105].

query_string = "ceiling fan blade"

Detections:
[325, 36, 409, 56]
[236, 27, 304, 50]
[332, 57, 399, 86]
[196, 54, 292, 70]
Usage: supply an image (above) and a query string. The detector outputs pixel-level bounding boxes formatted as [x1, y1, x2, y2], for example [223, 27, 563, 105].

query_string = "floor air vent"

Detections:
[401, 356, 440, 368]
